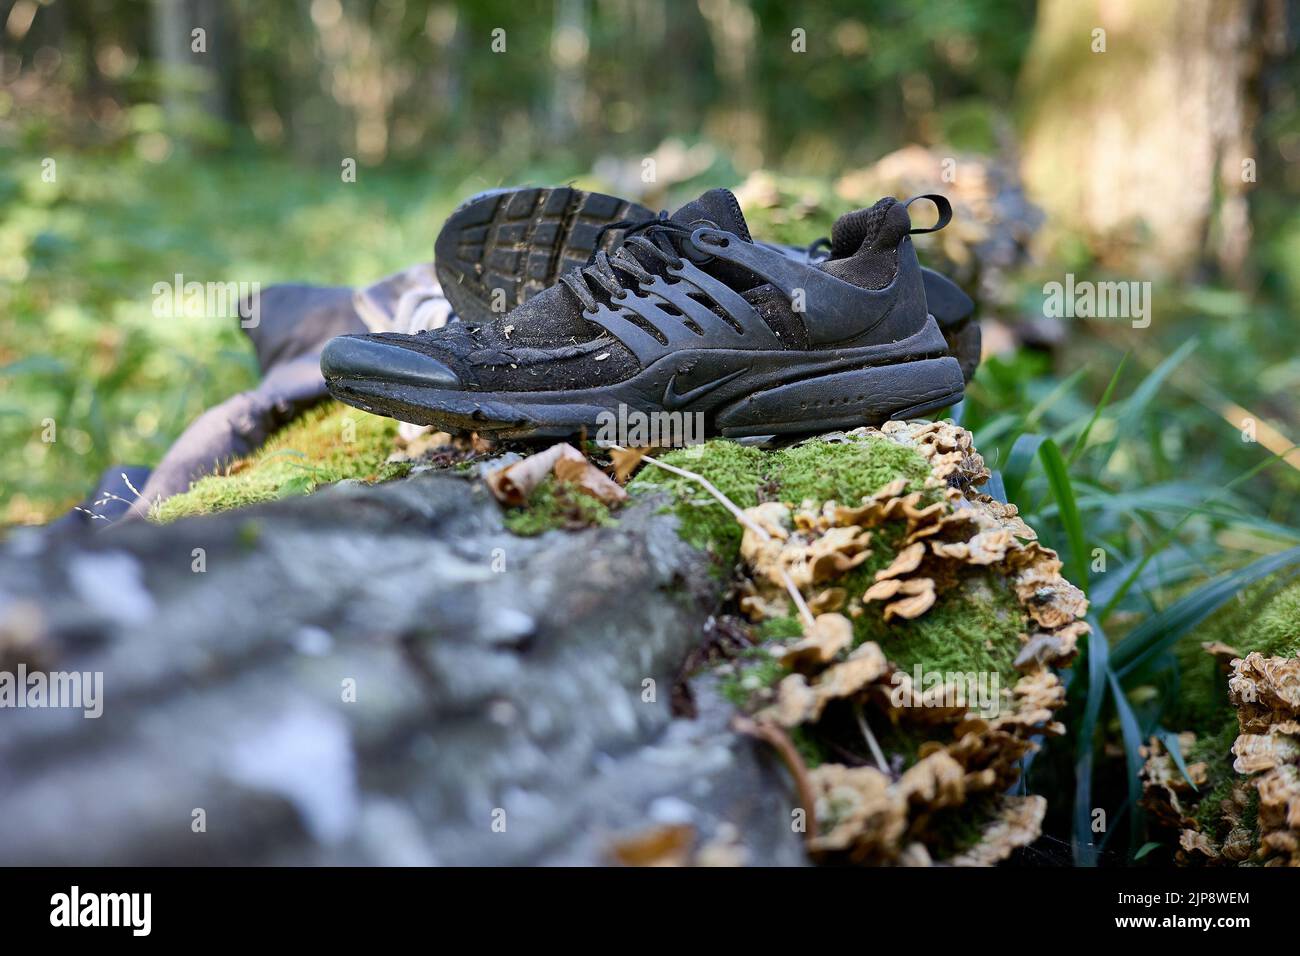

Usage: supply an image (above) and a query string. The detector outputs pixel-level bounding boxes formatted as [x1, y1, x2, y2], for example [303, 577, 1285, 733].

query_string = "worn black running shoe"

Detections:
[323, 188, 965, 440]
[434, 185, 979, 381]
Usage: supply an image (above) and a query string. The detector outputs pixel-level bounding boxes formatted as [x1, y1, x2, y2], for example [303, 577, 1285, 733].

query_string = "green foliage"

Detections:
[0, 1, 1037, 171]
[963, 326, 1300, 863]
[0, 149, 479, 523]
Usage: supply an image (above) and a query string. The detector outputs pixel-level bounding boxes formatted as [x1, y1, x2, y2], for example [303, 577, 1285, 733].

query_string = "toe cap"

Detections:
[320, 335, 461, 389]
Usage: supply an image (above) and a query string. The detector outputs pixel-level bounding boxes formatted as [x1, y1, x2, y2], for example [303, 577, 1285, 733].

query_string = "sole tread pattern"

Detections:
[435, 188, 654, 325]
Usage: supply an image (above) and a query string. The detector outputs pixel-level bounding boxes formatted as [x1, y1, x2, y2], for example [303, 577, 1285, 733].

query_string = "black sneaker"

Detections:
[434, 185, 979, 381]
[322, 188, 965, 440]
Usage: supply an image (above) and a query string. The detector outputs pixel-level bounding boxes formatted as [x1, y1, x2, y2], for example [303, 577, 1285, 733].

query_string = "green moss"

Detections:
[1241, 786, 1260, 835]
[1181, 718, 1242, 836]
[1192, 776, 1239, 837]
[152, 402, 406, 522]
[1160, 579, 1300, 845]
[501, 477, 616, 536]
[853, 571, 1028, 689]
[1171, 578, 1300, 731]
[1179, 698, 1262, 847]
[1255, 581, 1300, 655]
[627, 440, 766, 559]
[768, 436, 932, 506]
[790, 725, 836, 769]
[717, 648, 788, 708]
[756, 614, 805, 643]
[653, 433, 1026, 719]
[627, 434, 932, 565]
[926, 797, 1002, 859]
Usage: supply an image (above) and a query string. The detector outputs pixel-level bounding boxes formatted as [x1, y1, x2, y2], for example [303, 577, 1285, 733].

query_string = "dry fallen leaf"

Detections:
[608, 445, 651, 484]
[485, 442, 627, 507]
[553, 450, 629, 505]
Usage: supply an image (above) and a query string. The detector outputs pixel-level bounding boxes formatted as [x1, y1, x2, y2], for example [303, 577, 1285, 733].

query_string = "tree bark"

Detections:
[1018, 0, 1272, 278]
[0, 473, 803, 865]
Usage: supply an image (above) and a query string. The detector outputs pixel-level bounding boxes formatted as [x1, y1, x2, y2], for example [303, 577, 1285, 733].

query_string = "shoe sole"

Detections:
[326, 319, 964, 442]
[435, 186, 654, 324]
[435, 186, 982, 382]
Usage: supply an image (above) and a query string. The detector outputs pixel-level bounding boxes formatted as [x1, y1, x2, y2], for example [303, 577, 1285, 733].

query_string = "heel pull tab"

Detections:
[904, 195, 952, 235]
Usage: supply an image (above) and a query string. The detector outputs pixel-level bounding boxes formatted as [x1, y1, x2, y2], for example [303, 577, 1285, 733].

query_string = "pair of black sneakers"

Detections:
[322, 186, 976, 441]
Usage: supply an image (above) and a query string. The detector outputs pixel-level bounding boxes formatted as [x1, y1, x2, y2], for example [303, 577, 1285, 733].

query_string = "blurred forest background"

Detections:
[1, 0, 1298, 521]
[2, 0, 1300, 865]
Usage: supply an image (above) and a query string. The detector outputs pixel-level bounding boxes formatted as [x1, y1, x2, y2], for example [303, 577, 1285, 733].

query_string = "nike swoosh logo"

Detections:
[663, 365, 749, 411]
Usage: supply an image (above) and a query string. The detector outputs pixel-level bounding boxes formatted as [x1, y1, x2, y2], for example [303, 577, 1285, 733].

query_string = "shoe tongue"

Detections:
[830, 198, 903, 258]
[670, 188, 752, 242]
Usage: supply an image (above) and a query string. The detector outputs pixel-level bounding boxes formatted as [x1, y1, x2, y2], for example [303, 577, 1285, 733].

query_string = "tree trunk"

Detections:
[1018, 0, 1274, 278]
[0, 473, 803, 865]
[697, 0, 763, 171]
[547, 0, 589, 143]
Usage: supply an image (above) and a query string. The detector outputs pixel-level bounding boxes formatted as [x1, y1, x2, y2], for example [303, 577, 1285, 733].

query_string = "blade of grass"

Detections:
[1098, 449, 1295, 620]
[1156, 727, 1198, 790]
[1073, 615, 1110, 866]
[1066, 353, 1128, 467]
[1134, 842, 1163, 861]
[1099, 338, 1197, 474]
[1111, 544, 1300, 677]
[1108, 668, 1147, 857]
[1089, 541, 1210, 610]
[985, 469, 1008, 504]
[1001, 433, 1045, 505]
[1039, 438, 1089, 591]
[972, 412, 1022, 450]
[1025, 366, 1088, 429]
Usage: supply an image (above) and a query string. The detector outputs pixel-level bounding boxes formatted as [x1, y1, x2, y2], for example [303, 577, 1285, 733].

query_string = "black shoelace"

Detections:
[559, 214, 698, 313]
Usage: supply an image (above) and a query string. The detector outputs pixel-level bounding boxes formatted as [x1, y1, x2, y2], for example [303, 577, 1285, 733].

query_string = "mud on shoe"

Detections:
[324, 189, 966, 441]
